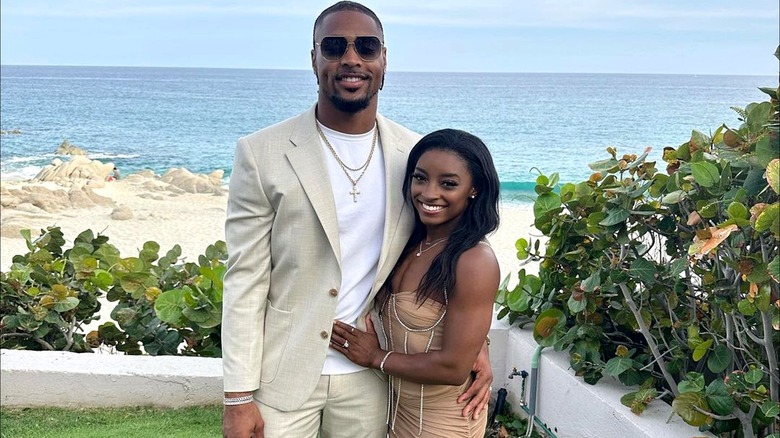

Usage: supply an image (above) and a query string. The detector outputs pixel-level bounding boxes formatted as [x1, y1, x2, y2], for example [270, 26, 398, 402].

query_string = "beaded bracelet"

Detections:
[379, 351, 394, 374]
[223, 394, 254, 406]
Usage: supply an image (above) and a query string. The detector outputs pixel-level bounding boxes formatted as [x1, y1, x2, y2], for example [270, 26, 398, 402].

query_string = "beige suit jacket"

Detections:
[221, 105, 421, 411]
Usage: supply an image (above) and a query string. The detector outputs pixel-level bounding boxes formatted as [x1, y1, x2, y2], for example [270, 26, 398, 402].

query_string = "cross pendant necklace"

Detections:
[316, 121, 378, 203]
[349, 185, 361, 202]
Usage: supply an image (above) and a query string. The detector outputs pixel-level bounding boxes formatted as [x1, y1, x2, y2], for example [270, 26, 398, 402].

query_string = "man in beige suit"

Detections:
[221, 2, 492, 437]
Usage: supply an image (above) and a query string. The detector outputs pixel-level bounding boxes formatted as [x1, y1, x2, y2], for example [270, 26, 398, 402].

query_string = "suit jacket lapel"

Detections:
[286, 106, 342, 265]
[375, 114, 412, 290]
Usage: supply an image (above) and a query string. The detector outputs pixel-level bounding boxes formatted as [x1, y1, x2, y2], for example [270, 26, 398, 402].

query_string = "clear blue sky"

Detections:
[1, 0, 778, 75]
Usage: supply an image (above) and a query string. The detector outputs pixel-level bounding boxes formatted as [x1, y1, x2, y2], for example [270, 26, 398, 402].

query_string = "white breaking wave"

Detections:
[1, 165, 43, 181]
[87, 153, 140, 160]
[2, 153, 57, 164]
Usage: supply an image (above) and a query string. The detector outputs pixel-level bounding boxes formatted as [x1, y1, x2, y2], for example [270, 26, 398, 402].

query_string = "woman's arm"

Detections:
[331, 244, 499, 385]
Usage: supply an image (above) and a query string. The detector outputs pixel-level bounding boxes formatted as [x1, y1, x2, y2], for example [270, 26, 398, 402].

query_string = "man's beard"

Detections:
[329, 89, 377, 113]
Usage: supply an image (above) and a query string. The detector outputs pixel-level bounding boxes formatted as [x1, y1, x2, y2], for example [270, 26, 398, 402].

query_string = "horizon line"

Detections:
[1, 63, 775, 78]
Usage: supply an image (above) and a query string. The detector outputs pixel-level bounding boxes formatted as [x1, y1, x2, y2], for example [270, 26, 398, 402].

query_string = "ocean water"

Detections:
[0, 65, 773, 203]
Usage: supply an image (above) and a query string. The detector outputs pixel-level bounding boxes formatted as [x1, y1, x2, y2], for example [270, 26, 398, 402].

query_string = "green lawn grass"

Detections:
[0, 405, 222, 438]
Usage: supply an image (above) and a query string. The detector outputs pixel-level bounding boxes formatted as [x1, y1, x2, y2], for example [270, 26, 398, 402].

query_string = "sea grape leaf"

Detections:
[669, 258, 687, 276]
[727, 202, 749, 220]
[692, 338, 713, 362]
[142, 241, 160, 254]
[53, 297, 79, 313]
[605, 357, 633, 377]
[90, 269, 114, 290]
[507, 287, 530, 313]
[533, 308, 565, 346]
[534, 192, 561, 217]
[744, 168, 768, 196]
[581, 272, 601, 292]
[599, 208, 630, 226]
[154, 289, 184, 324]
[765, 159, 779, 193]
[688, 225, 739, 260]
[679, 372, 705, 393]
[620, 388, 657, 415]
[672, 392, 712, 427]
[755, 285, 771, 312]
[705, 379, 734, 416]
[567, 295, 586, 313]
[737, 299, 757, 316]
[589, 158, 619, 172]
[629, 258, 656, 285]
[761, 400, 780, 418]
[662, 190, 685, 204]
[689, 130, 711, 152]
[756, 139, 777, 168]
[755, 203, 779, 233]
[745, 368, 763, 384]
[746, 101, 772, 131]
[691, 161, 720, 187]
[707, 344, 732, 373]
[768, 256, 780, 283]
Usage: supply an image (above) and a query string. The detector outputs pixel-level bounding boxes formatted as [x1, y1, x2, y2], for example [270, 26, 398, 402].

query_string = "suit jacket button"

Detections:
[320, 331, 329, 339]
[329, 288, 338, 297]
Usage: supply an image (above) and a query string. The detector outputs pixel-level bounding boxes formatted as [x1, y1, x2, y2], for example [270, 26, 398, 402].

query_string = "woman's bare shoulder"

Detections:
[455, 242, 500, 288]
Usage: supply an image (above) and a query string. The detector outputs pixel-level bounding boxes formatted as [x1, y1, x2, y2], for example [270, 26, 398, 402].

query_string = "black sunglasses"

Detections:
[315, 36, 383, 61]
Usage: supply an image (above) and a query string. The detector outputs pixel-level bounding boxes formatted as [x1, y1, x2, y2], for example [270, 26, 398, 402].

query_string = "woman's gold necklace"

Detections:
[415, 237, 448, 257]
[316, 122, 377, 202]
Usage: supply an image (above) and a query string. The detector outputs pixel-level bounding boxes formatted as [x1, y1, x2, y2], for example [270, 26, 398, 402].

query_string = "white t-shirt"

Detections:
[317, 121, 386, 375]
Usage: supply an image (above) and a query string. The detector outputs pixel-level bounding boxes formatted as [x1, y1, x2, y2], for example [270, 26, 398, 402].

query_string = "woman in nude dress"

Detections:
[331, 128, 500, 437]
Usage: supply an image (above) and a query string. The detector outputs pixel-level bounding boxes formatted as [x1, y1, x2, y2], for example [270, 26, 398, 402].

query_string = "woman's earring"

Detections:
[469, 194, 476, 199]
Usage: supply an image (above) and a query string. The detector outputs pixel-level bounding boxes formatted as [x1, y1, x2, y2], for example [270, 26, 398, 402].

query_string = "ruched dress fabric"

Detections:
[382, 291, 487, 437]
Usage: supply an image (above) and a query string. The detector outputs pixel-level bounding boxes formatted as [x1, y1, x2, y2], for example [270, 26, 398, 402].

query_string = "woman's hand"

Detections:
[457, 340, 493, 419]
[331, 316, 383, 368]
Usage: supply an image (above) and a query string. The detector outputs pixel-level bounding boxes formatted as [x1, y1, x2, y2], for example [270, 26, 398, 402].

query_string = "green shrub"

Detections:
[98, 239, 226, 356]
[1, 228, 113, 351]
[496, 77, 779, 437]
[0, 227, 227, 357]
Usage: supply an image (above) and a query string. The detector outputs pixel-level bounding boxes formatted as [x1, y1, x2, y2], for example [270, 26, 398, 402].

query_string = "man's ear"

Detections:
[311, 49, 319, 84]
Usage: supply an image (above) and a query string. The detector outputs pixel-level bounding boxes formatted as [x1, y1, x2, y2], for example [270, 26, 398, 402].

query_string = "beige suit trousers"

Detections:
[256, 368, 388, 438]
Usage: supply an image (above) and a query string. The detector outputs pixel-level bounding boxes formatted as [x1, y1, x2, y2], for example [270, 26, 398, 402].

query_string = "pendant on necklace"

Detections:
[349, 184, 360, 202]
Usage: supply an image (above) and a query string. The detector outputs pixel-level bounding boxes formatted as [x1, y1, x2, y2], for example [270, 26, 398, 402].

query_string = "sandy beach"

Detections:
[1, 171, 538, 282]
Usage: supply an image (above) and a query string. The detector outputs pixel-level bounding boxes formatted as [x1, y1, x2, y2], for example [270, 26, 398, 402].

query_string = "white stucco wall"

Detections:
[1, 321, 713, 437]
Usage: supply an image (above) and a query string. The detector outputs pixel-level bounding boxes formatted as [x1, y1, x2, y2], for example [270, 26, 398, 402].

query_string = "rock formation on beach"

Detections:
[1, 147, 228, 242]
[0, 184, 113, 213]
[54, 139, 86, 155]
[160, 168, 225, 195]
[0, 183, 115, 238]
[33, 156, 115, 187]
[122, 168, 225, 195]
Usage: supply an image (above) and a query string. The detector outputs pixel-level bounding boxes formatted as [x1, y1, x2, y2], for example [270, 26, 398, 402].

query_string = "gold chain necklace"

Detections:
[316, 122, 378, 202]
[415, 237, 448, 257]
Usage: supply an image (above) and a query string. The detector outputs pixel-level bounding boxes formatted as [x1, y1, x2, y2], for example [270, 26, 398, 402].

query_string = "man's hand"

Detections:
[223, 396, 264, 438]
[457, 340, 493, 419]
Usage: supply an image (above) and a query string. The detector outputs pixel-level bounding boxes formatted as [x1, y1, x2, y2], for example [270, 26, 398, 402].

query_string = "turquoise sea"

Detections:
[0, 65, 773, 203]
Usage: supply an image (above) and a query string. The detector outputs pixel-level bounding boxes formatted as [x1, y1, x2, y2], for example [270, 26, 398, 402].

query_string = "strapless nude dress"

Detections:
[382, 291, 487, 438]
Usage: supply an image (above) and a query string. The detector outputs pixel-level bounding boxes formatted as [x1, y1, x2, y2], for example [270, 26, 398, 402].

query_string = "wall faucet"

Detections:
[508, 367, 527, 379]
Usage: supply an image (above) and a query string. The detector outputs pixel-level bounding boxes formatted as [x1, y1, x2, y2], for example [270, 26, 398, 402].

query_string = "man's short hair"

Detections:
[313, 1, 384, 44]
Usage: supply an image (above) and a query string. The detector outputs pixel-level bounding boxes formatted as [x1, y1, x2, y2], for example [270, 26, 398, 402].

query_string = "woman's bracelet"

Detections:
[379, 351, 394, 374]
[223, 394, 254, 406]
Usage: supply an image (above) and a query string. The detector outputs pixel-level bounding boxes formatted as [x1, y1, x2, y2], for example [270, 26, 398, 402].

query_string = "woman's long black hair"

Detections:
[378, 128, 500, 307]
